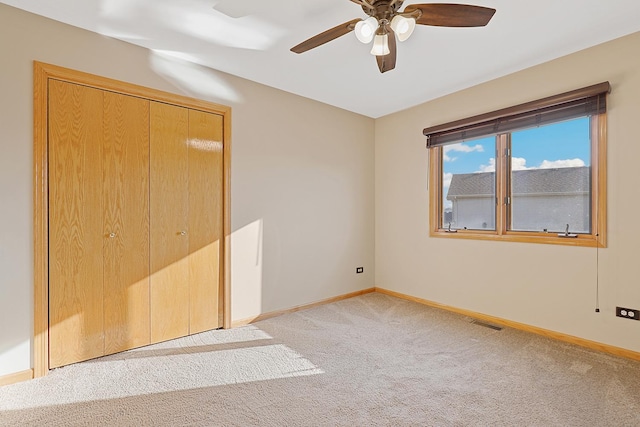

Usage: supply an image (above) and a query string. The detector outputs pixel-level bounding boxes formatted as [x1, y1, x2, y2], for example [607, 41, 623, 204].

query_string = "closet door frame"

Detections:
[33, 61, 231, 378]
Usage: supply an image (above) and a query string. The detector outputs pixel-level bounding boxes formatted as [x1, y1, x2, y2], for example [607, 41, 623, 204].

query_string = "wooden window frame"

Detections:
[427, 87, 607, 248]
[33, 61, 232, 377]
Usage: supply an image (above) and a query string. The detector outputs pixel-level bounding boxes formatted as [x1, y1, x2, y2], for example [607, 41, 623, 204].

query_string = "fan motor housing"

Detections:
[363, 0, 405, 22]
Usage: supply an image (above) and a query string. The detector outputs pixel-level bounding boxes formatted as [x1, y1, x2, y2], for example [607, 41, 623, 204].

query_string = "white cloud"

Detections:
[443, 172, 453, 190]
[512, 157, 529, 170]
[443, 143, 484, 162]
[538, 158, 585, 169]
[474, 157, 586, 175]
[477, 158, 496, 172]
[476, 157, 532, 172]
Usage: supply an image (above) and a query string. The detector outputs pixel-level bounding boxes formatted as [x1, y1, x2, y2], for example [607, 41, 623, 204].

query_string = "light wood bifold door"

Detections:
[188, 109, 224, 334]
[48, 80, 106, 368]
[149, 102, 190, 343]
[47, 75, 225, 369]
[49, 81, 152, 368]
[102, 91, 151, 356]
[149, 103, 224, 343]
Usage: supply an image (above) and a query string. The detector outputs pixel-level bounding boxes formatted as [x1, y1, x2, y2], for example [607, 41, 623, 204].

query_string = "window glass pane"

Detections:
[510, 117, 591, 233]
[442, 137, 496, 230]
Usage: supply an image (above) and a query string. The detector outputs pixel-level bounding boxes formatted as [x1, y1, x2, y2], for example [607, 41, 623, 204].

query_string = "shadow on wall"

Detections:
[148, 50, 244, 105]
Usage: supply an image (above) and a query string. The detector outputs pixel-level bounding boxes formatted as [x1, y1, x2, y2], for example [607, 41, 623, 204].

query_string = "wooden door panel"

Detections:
[103, 92, 151, 354]
[188, 110, 224, 333]
[48, 80, 104, 368]
[149, 101, 190, 343]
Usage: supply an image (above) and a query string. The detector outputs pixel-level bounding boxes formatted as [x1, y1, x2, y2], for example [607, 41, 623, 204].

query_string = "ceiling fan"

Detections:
[291, 1, 496, 73]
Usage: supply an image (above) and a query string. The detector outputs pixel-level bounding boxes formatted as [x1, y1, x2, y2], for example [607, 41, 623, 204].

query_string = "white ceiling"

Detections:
[4, 0, 640, 118]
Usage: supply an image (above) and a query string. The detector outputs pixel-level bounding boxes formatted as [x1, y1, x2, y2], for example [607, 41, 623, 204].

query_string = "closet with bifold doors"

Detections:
[47, 75, 227, 369]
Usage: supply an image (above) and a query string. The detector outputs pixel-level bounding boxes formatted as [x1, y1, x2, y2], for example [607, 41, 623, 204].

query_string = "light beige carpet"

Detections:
[1, 293, 640, 426]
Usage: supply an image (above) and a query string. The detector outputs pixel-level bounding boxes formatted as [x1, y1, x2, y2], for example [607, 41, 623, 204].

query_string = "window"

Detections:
[442, 137, 496, 231]
[427, 83, 608, 247]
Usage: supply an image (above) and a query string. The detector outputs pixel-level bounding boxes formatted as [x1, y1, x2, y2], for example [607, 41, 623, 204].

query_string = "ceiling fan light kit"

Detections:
[390, 15, 416, 41]
[371, 33, 391, 56]
[291, 1, 496, 73]
[355, 16, 378, 43]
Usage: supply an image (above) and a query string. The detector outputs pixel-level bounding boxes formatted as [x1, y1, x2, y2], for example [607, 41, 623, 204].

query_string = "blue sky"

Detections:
[443, 117, 591, 175]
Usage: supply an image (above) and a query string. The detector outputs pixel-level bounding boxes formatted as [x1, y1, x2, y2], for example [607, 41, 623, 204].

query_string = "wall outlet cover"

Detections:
[616, 306, 640, 320]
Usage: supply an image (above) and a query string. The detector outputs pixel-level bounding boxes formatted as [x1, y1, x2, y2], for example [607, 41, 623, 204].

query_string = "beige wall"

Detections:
[0, 4, 375, 377]
[376, 31, 640, 352]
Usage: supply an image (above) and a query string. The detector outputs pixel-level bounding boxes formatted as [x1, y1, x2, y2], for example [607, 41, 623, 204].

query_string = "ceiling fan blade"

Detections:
[403, 3, 496, 27]
[376, 28, 397, 73]
[291, 19, 362, 54]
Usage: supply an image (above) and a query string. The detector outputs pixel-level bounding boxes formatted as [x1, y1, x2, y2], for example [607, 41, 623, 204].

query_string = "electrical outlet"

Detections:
[356, 267, 364, 274]
[616, 306, 640, 320]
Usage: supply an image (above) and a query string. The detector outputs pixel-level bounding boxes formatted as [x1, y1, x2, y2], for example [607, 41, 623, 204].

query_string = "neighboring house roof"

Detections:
[447, 166, 590, 199]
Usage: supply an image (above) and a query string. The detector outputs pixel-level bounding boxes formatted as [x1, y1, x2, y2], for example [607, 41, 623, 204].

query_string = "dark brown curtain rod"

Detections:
[423, 82, 610, 147]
